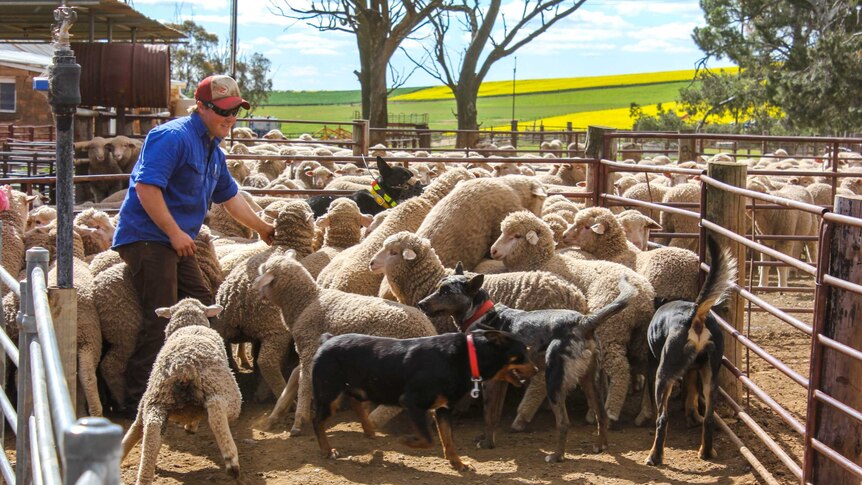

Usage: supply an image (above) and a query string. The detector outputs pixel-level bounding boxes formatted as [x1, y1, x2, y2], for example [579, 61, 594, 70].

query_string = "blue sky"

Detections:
[129, 0, 733, 91]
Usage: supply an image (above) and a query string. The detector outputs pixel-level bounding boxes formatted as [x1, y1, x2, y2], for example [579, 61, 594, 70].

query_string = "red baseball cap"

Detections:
[195, 75, 250, 110]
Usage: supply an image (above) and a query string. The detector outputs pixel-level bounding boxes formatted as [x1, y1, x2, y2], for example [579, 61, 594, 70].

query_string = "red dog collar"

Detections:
[467, 334, 482, 398]
[461, 300, 494, 331]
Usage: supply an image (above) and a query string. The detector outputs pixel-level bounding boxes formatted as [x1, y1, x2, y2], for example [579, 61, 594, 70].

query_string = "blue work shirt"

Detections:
[113, 112, 238, 248]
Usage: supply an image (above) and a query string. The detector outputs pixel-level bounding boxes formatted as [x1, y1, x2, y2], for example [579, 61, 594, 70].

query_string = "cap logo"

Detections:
[215, 84, 229, 96]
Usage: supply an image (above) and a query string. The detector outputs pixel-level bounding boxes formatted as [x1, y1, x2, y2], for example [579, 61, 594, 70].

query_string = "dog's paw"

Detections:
[475, 435, 495, 449]
[545, 453, 564, 463]
[450, 459, 474, 472]
[326, 448, 341, 459]
[645, 453, 662, 466]
[699, 446, 717, 460]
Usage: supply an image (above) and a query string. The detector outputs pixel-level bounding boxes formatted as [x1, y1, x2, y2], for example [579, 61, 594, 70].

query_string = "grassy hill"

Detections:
[252, 69, 737, 133]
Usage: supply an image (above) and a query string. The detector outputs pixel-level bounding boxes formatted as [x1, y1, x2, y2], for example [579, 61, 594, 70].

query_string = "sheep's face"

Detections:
[369, 233, 421, 274]
[841, 177, 862, 195]
[617, 213, 661, 251]
[107, 136, 137, 162]
[263, 129, 285, 140]
[253, 250, 309, 301]
[157, 298, 222, 336]
[564, 209, 616, 252]
[309, 168, 334, 189]
[86, 137, 107, 162]
[493, 164, 520, 177]
[491, 225, 539, 261]
[492, 214, 555, 269]
[26, 208, 57, 232]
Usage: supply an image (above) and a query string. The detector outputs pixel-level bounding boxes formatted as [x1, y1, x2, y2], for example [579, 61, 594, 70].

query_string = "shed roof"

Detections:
[0, 0, 185, 44]
[0, 46, 52, 72]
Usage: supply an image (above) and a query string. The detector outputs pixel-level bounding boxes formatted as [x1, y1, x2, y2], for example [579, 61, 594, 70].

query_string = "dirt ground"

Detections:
[113, 275, 818, 484]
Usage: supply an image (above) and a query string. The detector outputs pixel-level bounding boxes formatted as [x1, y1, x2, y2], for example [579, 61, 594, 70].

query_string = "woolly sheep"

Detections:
[89, 249, 123, 275]
[121, 298, 241, 484]
[74, 137, 124, 201]
[615, 209, 661, 251]
[253, 249, 437, 434]
[415, 175, 548, 270]
[490, 211, 656, 425]
[658, 182, 702, 251]
[206, 191, 263, 239]
[74, 208, 115, 256]
[301, 199, 372, 278]
[213, 200, 315, 400]
[26, 205, 57, 232]
[564, 207, 699, 304]
[620, 182, 671, 222]
[316, 168, 473, 295]
[106, 135, 142, 173]
[1, 186, 31, 276]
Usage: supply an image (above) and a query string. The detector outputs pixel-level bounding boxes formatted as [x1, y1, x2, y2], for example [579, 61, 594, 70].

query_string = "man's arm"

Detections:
[136, 183, 197, 256]
[222, 194, 275, 245]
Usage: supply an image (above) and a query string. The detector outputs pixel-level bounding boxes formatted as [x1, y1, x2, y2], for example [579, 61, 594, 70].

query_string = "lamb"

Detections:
[658, 182, 702, 251]
[415, 175, 548, 270]
[316, 168, 473, 296]
[615, 209, 661, 251]
[89, 249, 123, 275]
[253, 249, 437, 434]
[300, 199, 372, 279]
[212, 200, 316, 400]
[73, 208, 115, 256]
[74, 136, 124, 201]
[205, 190, 263, 239]
[26, 205, 57, 232]
[121, 298, 242, 485]
[94, 227, 223, 408]
[620, 181, 671, 222]
[241, 173, 270, 188]
[490, 211, 656, 426]
[226, 159, 251, 182]
[564, 207, 700, 304]
[806, 182, 853, 207]
[106, 135, 142, 173]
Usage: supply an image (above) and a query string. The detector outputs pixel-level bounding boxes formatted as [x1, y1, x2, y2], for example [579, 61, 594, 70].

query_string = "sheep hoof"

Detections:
[545, 453, 563, 463]
[584, 412, 596, 425]
[699, 447, 717, 460]
[225, 457, 240, 478]
[607, 418, 621, 431]
[288, 427, 303, 437]
[592, 444, 605, 454]
[451, 459, 474, 472]
[634, 412, 652, 427]
[645, 453, 662, 466]
[474, 435, 495, 449]
[510, 417, 528, 432]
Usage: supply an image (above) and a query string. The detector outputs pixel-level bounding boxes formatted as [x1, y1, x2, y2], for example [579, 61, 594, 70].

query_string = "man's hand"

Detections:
[169, 230, 196, 257]
[258, 222, 275, 245]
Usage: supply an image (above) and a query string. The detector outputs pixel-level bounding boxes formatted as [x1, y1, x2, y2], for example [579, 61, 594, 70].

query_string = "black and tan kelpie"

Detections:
[645, 236, 736, 466]
[306, 155, 423, 217]
[310, 328, 536, 471]
[417, 265, 636, 463]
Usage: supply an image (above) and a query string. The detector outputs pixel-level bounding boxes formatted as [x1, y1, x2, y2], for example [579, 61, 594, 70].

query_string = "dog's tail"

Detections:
[692, 236, 738, 335]
[581, 275, 636, 335]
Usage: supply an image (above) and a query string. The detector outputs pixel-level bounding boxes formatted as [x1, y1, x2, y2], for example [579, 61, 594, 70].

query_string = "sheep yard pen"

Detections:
[2, 124, 862, 484]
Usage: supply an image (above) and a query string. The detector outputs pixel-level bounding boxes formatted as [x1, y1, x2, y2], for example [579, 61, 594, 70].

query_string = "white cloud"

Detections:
[243, 36, 277, 47]
[289, 65, 320, 78]
[275, 31, 353, 56]
[621, 38, 696, 53]
[569, 9, 630, 29]
[627, 21, 700, 41]
[609, 0, 702, 18]
[133, 0, 226, 8]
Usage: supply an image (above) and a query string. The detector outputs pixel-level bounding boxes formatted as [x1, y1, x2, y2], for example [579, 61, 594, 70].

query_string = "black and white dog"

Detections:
[418, 264, 635, 463]
[645, 236, 736, 466]
[306, 156, 423, 217]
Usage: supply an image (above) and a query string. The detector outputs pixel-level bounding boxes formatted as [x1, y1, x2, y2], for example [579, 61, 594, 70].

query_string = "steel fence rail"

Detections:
[30, 342, 62, 485]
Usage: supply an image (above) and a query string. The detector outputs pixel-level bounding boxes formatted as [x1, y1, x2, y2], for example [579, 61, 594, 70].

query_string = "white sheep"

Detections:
[121, 298, 241, 485]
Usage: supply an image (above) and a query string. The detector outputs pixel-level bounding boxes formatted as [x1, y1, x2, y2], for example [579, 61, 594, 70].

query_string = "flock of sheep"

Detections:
[2, 128, 862, 483]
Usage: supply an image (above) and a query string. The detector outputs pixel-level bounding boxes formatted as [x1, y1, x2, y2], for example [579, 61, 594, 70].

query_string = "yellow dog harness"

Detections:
[369, 179, 397, 209]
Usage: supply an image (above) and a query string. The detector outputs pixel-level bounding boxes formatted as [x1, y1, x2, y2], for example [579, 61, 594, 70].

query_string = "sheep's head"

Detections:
[261, 200, 315, 246]
[27, 206, 57, 232]
[263, 129, 286, 140]
[369, 231, 431, 274]
[308, 166, 335, 189]
[107, 135, 138, 162]
[229, 143, 250, 155]
[558, 163, 586, 183]
[616, 210, 661, 251]
[506, 176, 547, 215]
[335, 163, 361, 176]
[296, 160, 321, 179]
[78, 137, 107, 162]
[490, 211, 555, 270]
[562, 207, 621, 252]
[156, 298, 223, 337]
[227, 160, 250, 181]
[542, 213, 570, 247]
[74, 208, 115, 253]
[492, 163, 520, 177]
[253, 249, 314, 302]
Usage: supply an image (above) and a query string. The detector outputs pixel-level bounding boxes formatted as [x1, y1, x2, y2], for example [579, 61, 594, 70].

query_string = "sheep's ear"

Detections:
[255, 272, 275, 289]
[402, 248, 417, 261]
[359, 214, 374, 227]
[285, 248, 297, 260]
[74, 225, 97, 236]
[154, 307, 172, 319]
[25, 195, 38, 203]
[466, 274, 485, 295]
[531, 183, 547, 197]
[647, 219, 662, 231]
[454, 261, 465, 275]
[561, 163, 571, 169]
[305, 170, 314, 177]
[204, 304, 224, 318]
[305, 212, 314, 223]
[591, 223, 606, 235]
[526, 230, 539, 245]
[316, 215, 331, 228]
[335, 169, 344, 175]
[576, 180, 587, 188]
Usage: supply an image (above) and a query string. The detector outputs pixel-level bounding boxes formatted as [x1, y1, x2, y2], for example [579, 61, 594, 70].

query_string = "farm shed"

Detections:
[0, 45, 52, 127]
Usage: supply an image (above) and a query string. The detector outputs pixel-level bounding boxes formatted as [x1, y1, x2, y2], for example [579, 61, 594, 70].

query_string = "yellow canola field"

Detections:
[494, 102, 742, 131]
[391, 69, 737, 101]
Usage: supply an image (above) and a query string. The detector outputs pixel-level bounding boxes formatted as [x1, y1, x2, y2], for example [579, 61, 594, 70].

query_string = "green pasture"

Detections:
[263, 87, 425, 106]
[254, 81, 691, 133]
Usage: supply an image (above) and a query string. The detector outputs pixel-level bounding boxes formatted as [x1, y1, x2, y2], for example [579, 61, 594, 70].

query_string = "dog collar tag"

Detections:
[467, 334, 482, 398]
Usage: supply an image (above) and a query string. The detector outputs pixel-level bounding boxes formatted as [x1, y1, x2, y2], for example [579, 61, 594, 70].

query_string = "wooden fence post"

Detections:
[352, 119, 368, 156]
[812, 194, 862, 482]
[678, 130, 697, 162]
[510, 120, 518, 148]
[585, 125, 616, 207]
[49, 287, 77, 414]
[705, 161, 747, 403]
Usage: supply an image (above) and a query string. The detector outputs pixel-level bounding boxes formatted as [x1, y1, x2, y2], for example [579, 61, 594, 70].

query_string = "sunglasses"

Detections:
[204, 101, 242, 118]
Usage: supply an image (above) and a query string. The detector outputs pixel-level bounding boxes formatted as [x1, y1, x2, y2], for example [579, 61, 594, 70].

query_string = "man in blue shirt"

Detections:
[112, 75, 274, 411]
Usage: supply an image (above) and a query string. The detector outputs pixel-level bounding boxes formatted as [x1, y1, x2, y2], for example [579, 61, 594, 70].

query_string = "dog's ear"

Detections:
[454, 261, 465, 275]
[466, 273, 484, 295]
[481, 329, 509, 347]
[376, 156, 391, 176]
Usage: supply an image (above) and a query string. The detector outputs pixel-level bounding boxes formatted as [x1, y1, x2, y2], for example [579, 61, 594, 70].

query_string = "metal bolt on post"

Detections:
[64, 417, 123, 484]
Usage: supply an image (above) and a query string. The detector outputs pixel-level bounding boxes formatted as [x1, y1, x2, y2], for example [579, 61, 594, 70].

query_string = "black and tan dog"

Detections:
[645, 236, 736, 466]
[417, 266, 635, 463]
[310, 328, 536, 471]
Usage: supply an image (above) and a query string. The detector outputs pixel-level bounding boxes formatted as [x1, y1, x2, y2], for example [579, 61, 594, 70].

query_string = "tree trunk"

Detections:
[367, 57, 389, 146]
[454, 79, 480, 148]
